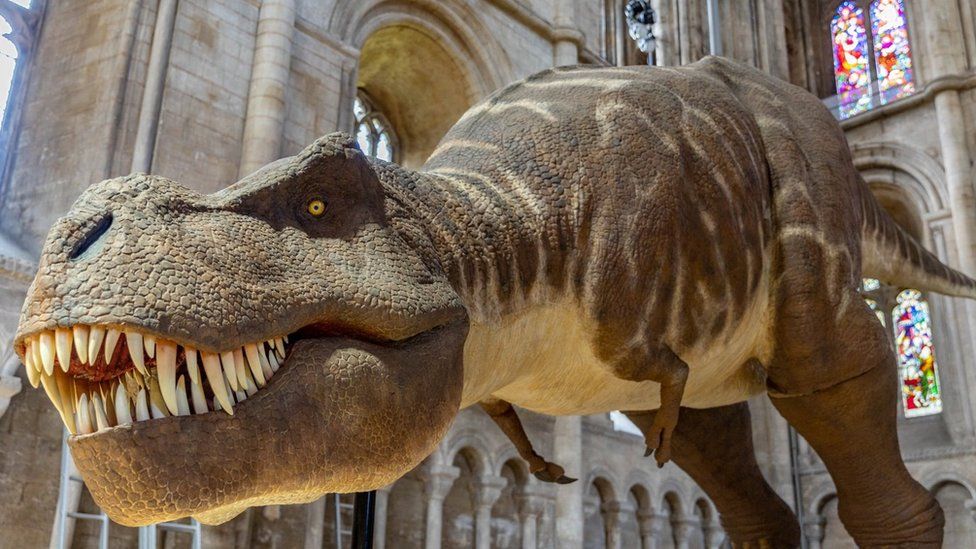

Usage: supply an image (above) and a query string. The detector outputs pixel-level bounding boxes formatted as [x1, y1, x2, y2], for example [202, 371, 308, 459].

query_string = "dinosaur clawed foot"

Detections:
[531, 460, 577, 484]
[643, 408, 678, 467]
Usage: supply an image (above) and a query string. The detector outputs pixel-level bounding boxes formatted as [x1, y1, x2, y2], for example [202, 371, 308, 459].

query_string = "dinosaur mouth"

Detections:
[18, 325, 291, 435]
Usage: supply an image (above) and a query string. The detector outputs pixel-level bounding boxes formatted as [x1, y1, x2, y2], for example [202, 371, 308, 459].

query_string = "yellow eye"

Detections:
[307, 199, 326, 217]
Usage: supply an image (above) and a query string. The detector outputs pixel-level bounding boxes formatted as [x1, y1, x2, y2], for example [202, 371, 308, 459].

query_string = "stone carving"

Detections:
[14, 57, 975, 546]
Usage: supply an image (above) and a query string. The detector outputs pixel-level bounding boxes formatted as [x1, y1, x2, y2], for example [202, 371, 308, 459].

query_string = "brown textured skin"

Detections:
[15, 57, 976, 543]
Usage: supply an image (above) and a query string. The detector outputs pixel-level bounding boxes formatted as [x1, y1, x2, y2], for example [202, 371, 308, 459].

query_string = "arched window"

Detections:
[862, 279, 943, 417]
[353, 92, 396, 163]
[0, 0, 42, 186]
[829, 0, 915, 119]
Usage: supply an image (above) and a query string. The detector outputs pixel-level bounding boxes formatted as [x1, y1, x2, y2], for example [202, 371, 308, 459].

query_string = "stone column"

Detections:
[552, 0, 580, 66]
[703, 521, 725, 549]
[302, 496, 326, 549]
[803, 517, 826, 549]
[517, 486, 548, 549]
[474, 474, 507, 549]
[424, 464, 460, 549]
[373, 485, 393, 549]
[637, 511, 668, 549]
[602, 500, 634, 549]
[131, 0, 180, 172]
[553, 416, 584, 547]
[239, 0, 296, 177]
[672, 515, 700, 549]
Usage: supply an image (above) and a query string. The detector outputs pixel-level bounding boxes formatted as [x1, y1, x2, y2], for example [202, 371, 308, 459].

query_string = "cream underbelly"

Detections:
[459, 298, 769, 415]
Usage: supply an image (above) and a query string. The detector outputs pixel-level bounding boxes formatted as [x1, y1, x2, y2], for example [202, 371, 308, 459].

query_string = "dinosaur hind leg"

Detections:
[769, 299, 943, 547]
[625, 403, 801, 547]
[481, 398, 576, 484]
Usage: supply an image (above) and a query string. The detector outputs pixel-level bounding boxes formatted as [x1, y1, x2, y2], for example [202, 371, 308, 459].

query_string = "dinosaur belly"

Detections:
[459, 298, 768, 415]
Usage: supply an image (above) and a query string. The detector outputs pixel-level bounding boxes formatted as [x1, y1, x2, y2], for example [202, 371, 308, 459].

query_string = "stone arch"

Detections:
[925, 475, 976, 547]
[850, 141, 949, 217]
[583, 474, 617, 549]
[491, 458, 527, 549]
[332, 0, 511, 93]
[443, 430, 493, 476]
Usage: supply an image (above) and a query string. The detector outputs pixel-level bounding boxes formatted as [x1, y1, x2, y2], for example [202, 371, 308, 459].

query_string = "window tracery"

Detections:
[354, 92, 396, 163]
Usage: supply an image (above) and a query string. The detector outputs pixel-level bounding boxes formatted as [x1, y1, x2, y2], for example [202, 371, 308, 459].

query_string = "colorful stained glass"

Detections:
[831, 2, 872, 119]
[865, 298, 886, 326]
[871, 0, 915, 104]
[862, 278, 881, 291]
[892, 289, 942, 417]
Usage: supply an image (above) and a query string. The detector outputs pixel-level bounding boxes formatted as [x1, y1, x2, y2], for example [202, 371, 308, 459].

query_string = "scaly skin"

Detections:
[14, 57, 976, 544]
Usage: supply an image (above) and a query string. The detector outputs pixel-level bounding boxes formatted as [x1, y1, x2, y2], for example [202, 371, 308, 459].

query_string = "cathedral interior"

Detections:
[1, 0, 976, 547]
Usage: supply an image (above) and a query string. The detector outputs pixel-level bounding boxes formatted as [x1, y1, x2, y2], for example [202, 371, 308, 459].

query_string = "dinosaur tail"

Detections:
[859, 179, 976, 299]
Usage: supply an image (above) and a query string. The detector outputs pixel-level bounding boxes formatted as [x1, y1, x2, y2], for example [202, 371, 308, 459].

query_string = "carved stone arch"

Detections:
[809, 487, 838, 518]
[657, 480, 687, 518]
[330, 0, 512, 96]
[443, 429, 494, 476]
[851, 141, 949, 216]
[622, 469, 657, 512]
[692, 494, 718, 523]
[584, 466, 620, 504]
[921, 471, 976, 499]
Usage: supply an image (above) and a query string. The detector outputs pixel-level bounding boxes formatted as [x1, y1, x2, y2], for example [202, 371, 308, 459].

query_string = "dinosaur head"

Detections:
[13, 133, 467, 525]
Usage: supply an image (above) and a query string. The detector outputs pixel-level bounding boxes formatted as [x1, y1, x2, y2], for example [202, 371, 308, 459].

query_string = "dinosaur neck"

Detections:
[378, 161, 574, 324]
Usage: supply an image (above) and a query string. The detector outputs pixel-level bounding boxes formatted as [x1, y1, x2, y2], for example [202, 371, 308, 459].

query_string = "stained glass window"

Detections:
[871, 0, 914, 104]
[353, 92, 396, 162]
[831, 2, 872, 118]
[0, 15, 17, 131]
[892, 289, 942, 417]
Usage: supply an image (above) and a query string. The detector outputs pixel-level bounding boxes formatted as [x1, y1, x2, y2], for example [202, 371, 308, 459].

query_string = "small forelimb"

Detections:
[480, 398, 576, 484]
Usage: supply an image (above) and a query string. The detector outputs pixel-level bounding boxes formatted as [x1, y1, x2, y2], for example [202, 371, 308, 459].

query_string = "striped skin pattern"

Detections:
[16, 57, 976, 543]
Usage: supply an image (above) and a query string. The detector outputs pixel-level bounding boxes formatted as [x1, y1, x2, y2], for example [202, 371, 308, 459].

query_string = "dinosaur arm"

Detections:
[480, 398, 576, 484]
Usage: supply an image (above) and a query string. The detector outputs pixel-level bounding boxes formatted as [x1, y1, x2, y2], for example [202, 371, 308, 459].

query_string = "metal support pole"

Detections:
[351, 491, 376, 549]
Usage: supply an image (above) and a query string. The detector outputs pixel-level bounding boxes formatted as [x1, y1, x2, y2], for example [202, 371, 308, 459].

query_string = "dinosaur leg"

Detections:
[613, 346, 689, 466]
[625, 403, 800, 547]
[769, 303, 943, 547]
[480, 398, 576, 484]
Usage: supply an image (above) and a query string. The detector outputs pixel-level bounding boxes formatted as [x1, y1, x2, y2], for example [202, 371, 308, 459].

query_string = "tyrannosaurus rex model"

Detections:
[14, 56, 974, 546]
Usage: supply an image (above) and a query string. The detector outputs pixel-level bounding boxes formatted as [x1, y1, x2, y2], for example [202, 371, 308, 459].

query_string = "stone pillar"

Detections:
[302, 496, 326, 549]
[552, 0, 579, 66]
[239, 0, 296, 177]
[131, 0, 180, 173]
[703, 521, 725, 549]
[424, 464, 460, 549]
[602, 500, 634, 549]
[373, 485, 393, 549]
[638, 511, 668, 549]
[672, 516, 700, 549]
[474, 474, 507, 549]
[553, 416, 583, 547]
[803, 517, 826, 549]
[517, 486, 548, 549]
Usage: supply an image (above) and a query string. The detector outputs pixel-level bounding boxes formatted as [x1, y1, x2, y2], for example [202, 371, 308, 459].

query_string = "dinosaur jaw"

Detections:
[19, 320, 467, 526]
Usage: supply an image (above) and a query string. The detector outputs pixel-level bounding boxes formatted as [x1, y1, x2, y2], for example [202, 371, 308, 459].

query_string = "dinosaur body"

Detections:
[15, 57, 976, 545]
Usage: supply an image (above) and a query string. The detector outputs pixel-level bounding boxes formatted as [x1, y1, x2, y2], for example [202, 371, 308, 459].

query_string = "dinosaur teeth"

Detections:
[18, 326, 292, 432]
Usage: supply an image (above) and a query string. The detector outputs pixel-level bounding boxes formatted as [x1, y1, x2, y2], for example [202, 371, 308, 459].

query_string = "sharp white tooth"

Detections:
[257, 344, 274, 379]
[55, 372, 75, 415]
[283, 335, 289, 344]
[135, 388, 150, 421]
[233, 349, 248, 390]
[147, 377, 169, 418]
[235, 389, 247, 402]
[185, 347, 200, 385]
[39, 372, 63, 415]
[39, 332, 56, 376]
[125, 331, 147, 375]
[268, 350, 280, 373]
[23, 344, 40, 388]
[72, 326, 89, 365]
[92, 393, 110, 431]
[77, 393, 93, 434]
[220, 351, 239, 391]
[104, 328, 121, 364]
[242, 366, 257, 396]
[273, 337, 285, 355]
[156, 341, 179, 415]
[100, 383, 116, 426]
[202, 352, 233, 414]
[55, 328, 72, 373]
[190, 372, 208, 414]
[144, 334, 156, 358]
[175, 376, 190, 416]
[88, 326, 105, 366]
[115, 385, 132, 426]
[244, 343, 266, 387]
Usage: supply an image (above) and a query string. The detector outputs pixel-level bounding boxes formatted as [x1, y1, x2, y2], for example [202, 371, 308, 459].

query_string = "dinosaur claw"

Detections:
[556, 475, 577, 484]
[533, 470, 555, 482]
[644, 447, 654, 457]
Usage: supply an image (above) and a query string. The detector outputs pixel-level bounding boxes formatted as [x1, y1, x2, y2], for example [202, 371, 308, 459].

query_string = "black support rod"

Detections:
[351, 491, 376, 549]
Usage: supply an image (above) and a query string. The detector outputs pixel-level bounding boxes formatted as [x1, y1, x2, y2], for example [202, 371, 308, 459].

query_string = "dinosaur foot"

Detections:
[643, 408, 678, 467]
[531, 461, 577, 484]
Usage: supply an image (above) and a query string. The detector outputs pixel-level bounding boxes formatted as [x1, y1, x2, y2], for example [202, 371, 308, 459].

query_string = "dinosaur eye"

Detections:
[306, 199, 326, 217]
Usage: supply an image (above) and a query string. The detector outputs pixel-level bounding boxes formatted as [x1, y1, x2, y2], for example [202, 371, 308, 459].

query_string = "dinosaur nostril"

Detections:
[69, 213, 113, 261]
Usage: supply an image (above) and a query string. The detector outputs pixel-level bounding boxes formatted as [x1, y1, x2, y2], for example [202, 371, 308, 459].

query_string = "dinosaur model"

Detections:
[15, 56, 975, 547]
